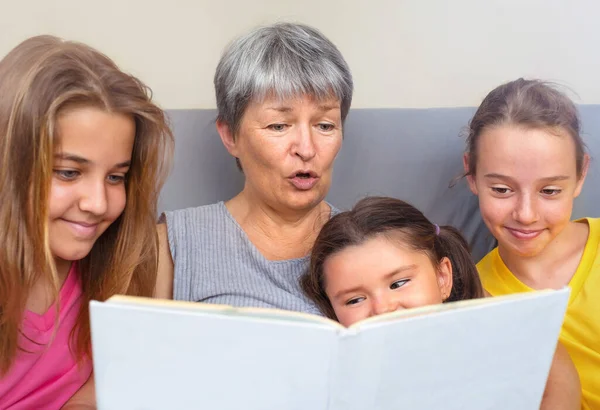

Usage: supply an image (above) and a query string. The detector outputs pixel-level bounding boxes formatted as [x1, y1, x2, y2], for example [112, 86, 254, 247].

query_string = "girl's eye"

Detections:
[346, 296, 365, 306]
[491, 187, 511, 195]
[107, 174, 126, 184]
[390, 279, 409, 290]
[541, 188, 561, 196]
[267, 124, 288, 132]
[54, 170, 80, 181]
[318, 123, 335, 132]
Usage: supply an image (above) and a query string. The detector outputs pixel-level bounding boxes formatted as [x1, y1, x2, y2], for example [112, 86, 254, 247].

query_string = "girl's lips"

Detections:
[505, 227, 544, 240]
[62, 219, 99, 238]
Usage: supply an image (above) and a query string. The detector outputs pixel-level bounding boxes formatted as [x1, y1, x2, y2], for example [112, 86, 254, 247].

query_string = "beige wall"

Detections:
[1, 0, 598, 109]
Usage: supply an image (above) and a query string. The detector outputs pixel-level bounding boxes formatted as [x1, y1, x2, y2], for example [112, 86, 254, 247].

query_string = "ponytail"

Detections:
[302, 196, 485, 320]
[434, 225, 484, 302]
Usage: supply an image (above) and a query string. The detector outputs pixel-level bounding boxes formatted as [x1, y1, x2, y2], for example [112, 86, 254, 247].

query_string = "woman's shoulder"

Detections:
[158, 202, 231, 259]
[327, 202, 342, 218]
[159, 202, 228, 226]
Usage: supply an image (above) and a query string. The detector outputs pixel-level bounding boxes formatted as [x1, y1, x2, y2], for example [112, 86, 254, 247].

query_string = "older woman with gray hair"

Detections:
[155, 22, 353, 314]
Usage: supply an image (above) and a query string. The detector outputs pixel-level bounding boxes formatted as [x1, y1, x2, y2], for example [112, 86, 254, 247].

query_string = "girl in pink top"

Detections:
[0, 36, 173, 409]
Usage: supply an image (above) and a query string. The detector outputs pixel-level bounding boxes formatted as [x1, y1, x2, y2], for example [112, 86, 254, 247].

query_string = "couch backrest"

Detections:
[159, 106, 600, 262]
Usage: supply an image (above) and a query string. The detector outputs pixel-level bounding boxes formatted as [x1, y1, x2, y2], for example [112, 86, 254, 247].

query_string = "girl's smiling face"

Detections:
[466, 125, 588, 259]
[49, 106, 134, 271]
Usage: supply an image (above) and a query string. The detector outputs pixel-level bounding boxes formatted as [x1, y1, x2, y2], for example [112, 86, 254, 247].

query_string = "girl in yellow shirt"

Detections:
[464, 78, 599, 409]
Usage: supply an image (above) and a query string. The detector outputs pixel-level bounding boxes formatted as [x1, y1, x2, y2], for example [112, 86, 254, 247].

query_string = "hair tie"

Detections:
[434, 224, 440, 236]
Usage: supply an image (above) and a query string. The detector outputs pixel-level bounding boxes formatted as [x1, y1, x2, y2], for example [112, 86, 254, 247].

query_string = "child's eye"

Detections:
[267, 123, 288, 132]
[54, 169, 80, 181]
[345, 296, 365, 306]
[541, 188, 561, 196]
[107, 174, 126, 184]
[491, 186, 512, 195]
[390, 279, 409, 290]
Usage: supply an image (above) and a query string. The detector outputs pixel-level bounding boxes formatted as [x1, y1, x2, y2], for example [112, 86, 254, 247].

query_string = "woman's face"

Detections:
[218, 93, 343, 213]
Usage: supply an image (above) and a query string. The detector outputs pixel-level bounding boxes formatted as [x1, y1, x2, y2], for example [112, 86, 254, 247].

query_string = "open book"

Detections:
[90, 287, 569, 410]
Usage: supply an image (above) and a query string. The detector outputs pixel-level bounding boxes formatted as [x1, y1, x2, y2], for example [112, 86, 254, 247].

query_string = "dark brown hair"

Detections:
[301, 196, 484, 320]
[465, 78, 586, 177]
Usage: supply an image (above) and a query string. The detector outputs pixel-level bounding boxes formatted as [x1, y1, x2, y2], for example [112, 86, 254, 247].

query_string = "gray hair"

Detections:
[214, 22, 353, 134]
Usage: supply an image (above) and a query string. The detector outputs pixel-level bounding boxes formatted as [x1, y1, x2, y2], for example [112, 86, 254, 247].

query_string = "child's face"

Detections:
[323, 235, 453, 327]
[48, 106, 134, 269]
[466, 125, 587, 258]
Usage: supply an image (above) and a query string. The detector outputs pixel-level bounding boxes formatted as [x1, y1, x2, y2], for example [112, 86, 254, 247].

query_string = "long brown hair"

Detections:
[0, 35, 173, 374]
[301, 196, 484, 320]
[465, 78, 587, 178]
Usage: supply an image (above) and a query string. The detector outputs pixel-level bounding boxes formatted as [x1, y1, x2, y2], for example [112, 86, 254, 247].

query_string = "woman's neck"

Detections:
[498, 220, 589, 290]
[225, 191, 331, 261]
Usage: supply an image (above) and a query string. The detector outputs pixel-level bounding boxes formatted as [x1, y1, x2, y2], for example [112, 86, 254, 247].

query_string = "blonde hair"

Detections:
[0, 35, 173, 374]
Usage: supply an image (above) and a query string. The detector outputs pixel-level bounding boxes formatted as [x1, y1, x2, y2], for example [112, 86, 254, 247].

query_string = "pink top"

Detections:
[0, 263, 93, 409]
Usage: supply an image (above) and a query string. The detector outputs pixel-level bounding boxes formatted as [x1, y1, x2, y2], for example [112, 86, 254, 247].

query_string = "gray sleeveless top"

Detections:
[161, 201, 339, 315]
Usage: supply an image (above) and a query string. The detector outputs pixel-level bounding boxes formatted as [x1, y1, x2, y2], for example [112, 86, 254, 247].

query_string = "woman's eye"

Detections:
[390, 279, 409, 290]
[318, 123, 335, 132]
[267, 124, 288, 132]
[54, 170, 80, 181]
[346, 296, 365, 306]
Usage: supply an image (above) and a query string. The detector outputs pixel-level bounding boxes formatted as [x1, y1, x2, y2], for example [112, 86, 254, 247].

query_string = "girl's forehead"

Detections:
[476, 125, 578, 176]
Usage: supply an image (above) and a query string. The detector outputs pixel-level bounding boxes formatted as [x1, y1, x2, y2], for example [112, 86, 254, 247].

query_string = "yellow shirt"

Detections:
[477, 218, 600, 410]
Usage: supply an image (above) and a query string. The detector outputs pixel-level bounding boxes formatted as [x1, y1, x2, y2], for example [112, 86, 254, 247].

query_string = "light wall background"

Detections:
[2, 0, 599, 110]
[2, 0, 598, 261]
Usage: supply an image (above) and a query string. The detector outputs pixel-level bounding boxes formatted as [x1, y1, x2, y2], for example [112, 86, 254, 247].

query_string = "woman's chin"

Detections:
[283, 191, 328, 211]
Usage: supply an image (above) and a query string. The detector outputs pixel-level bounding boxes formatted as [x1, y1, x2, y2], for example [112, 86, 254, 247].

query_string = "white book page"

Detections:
[331, 289, 568, 410]
[106, 296, 340, 327]
[91, 302, 338, 410]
